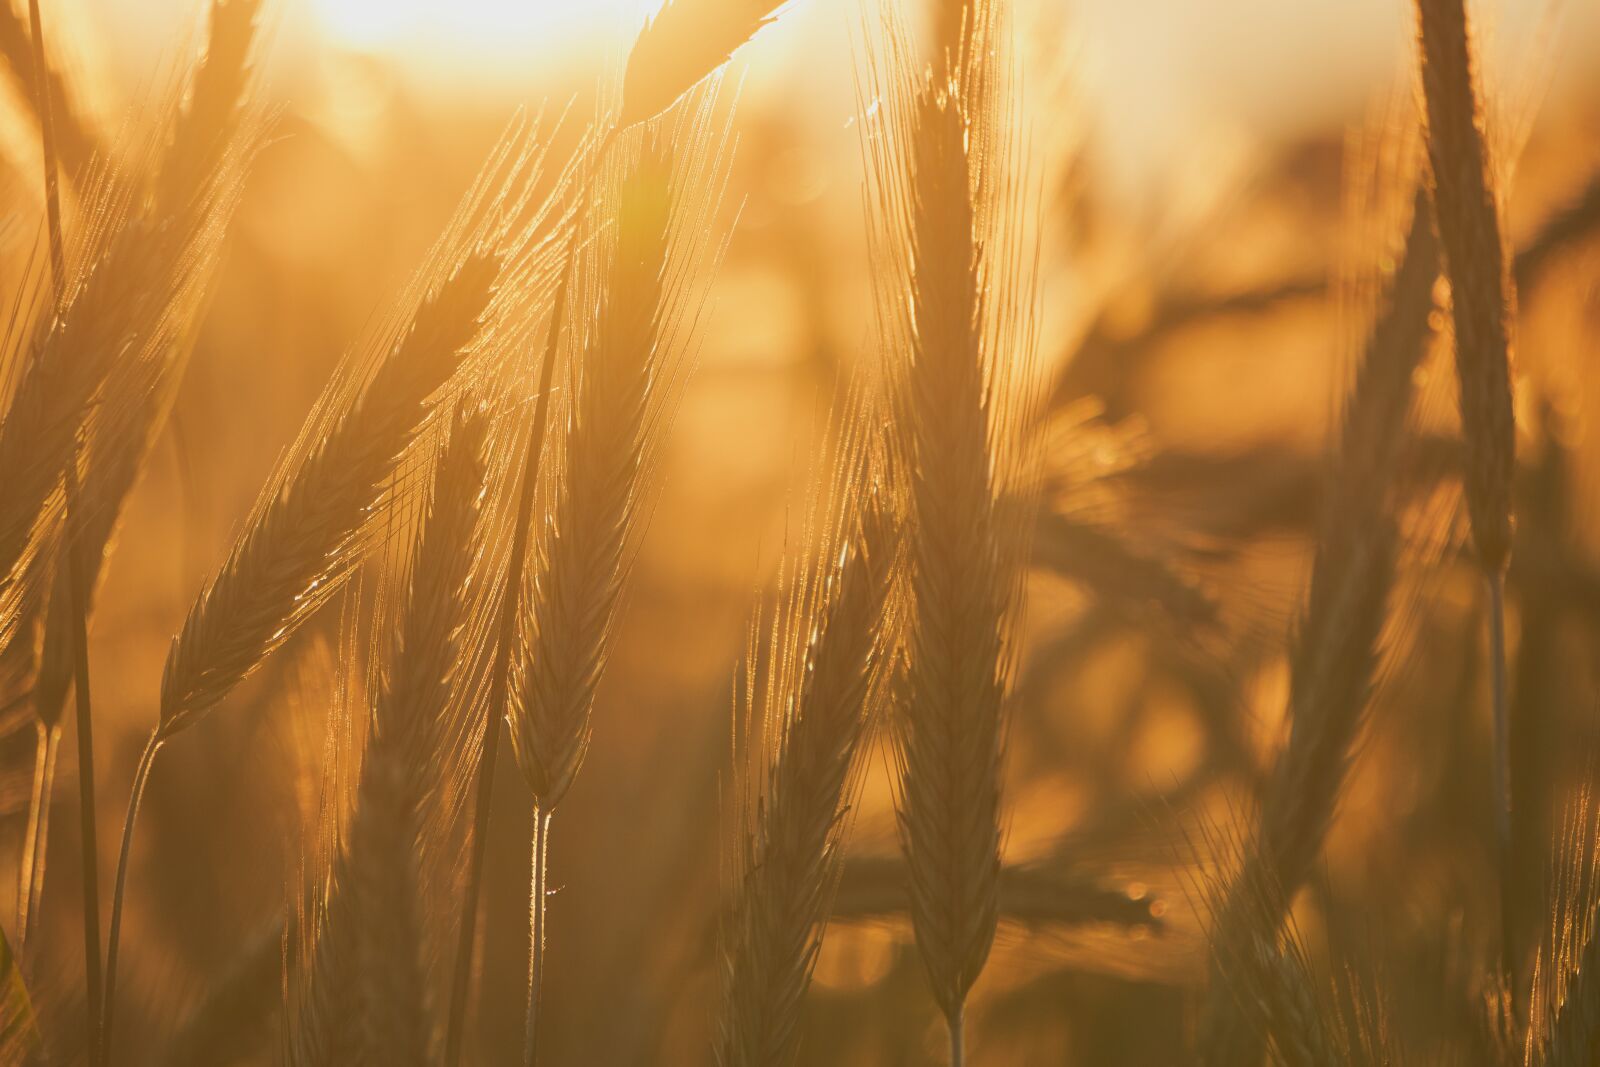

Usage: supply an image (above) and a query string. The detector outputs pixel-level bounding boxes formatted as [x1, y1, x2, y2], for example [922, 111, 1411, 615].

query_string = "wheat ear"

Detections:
[100, 250, 501, 1064]
[1197, 189, 1436, 1066]
[290, 402, 491, 1067]
[507, 103, 730, 1064]
[508, 131, 675, 1067]
[717, 402, 902, 1067]
[17, 18, 264, 947]
[1415, 0, 1520, 986]
[158, 252, 499, 733]
[861, 2, 1038, 1060]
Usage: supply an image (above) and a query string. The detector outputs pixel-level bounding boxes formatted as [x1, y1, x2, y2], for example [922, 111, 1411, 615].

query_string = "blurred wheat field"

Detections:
[0, 0, 1599, 1064]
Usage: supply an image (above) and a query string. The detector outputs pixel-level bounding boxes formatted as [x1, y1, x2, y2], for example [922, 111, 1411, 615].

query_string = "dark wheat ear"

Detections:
[861, 0, 1039, 1060]
[507, 105, 735, 813]
[1415, 0, 1515, 577]
[289, 402, 491, 1067]
[159, 251, 500, 736]
[30, 77, 269, 731]
[615, 0, 790, 133]
[1415, 0, 1520, 996]
[1197, 189, 1436, 1066]
[717, 394, 904, 1067]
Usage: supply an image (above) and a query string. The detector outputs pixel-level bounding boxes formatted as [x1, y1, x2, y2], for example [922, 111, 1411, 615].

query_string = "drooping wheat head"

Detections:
[158, 251, 499, 735]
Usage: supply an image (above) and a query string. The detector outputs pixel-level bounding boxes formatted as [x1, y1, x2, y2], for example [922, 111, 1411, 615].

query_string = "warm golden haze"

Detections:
[0, 0, 1596, 1064]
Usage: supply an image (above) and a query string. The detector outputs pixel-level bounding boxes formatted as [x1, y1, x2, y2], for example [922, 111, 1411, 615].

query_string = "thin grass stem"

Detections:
[523, 808, 550, 1067]
[1488, 570, 1513, 996]
[17, 722, 49, 941]
[443, 247, 570, 1067]
[99, 730, 162, 1066]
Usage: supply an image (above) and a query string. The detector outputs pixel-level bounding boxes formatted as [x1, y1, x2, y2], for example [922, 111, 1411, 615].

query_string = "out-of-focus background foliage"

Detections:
[4, 0, 1600, 1062]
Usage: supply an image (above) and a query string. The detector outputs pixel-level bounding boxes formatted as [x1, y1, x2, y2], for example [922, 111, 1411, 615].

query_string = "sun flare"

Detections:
[309, 0, 660, 54]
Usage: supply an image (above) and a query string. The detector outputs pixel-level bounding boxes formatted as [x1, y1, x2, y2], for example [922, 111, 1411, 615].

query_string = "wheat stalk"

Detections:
[14, 19, 264, 951]
[717, 397, 902, 1067]
[508, 129, 675, 1067]
[505, 100, 730, 1064]
[290, 402, 491, 1067]
[861, 1, 1038, 1060]
[1415, 0, 1520, 990]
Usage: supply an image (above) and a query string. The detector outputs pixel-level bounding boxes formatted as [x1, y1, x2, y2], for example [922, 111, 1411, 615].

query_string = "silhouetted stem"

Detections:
[443, 251, 570, 1067]
[523, 808, 551, 1067]
[17, 722, 60, 946]
[100, 731, 163, 1066]
[1488, 571, 1514, 996]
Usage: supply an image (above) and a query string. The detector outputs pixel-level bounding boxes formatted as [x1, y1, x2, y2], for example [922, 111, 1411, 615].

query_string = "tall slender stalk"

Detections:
[64, 458, 102, 1065]
[25, 2, 102, 1059]
[99, 730, 161, 1065]
[1489, 570, 1512, 979]
[506, 131, 686, 1064]
[15, 721, 55, 943]
[1415, 0, 1519, 988]
[442, 245, 570, 1067]
[861, 2, 1037, 1056]
[523, 809, 551, 1067]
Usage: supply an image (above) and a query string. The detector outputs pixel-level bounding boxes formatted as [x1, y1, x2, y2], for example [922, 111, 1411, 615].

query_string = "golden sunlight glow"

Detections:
[309, 0, 663, 56]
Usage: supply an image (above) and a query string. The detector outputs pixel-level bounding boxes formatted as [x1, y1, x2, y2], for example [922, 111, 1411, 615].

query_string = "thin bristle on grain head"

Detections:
[717, 389, 905, 1067]
[616, 0, 789, 135]
[1415, 0, 1516, 575]
[860, 0, 1039, 1030]
[158, 251, 500, 736]
[289, 402, 491, 1067]
[1529, 788, 1600, 1067]
[508, 102, 732, 811]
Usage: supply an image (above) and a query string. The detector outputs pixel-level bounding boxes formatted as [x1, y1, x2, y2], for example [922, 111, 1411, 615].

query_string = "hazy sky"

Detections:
[67, 0, 1598, 196]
